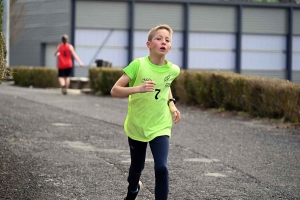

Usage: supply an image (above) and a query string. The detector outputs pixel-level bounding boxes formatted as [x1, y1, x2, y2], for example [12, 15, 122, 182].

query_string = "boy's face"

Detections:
[147, 29, 172, 56]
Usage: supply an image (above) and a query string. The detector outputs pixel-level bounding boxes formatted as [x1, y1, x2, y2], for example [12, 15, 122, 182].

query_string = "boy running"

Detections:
[111, 24, 181, 200]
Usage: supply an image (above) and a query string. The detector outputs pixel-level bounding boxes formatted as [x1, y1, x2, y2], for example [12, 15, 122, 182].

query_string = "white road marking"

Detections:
[184, 158, 219, 163]
[52, 123, 72, 127]
[121, 158, 154, 163]
[63, 141, 125, 153]
[205, 173, 227, 177]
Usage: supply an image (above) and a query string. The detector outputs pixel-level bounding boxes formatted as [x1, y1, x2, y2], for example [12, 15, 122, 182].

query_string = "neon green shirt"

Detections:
[123, 56, 180, 142]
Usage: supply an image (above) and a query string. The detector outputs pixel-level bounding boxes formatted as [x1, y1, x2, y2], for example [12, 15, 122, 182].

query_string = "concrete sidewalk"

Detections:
[0, 82, 299, 200]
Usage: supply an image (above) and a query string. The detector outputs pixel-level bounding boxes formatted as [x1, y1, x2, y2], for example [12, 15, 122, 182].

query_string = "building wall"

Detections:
[10, 0, 71, 66]
[241, 7, 287, 80]
[189, 5, 236, 70]
[74, 0, 128, 76]
[293, 9, 300, 84]
[133, 2, 184, 67]
[8, 0, 300, 84]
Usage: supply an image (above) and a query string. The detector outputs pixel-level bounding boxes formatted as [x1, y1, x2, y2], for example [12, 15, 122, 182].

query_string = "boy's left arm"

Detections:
[168, 89, 181, 124]
[54, 45, 60, 56]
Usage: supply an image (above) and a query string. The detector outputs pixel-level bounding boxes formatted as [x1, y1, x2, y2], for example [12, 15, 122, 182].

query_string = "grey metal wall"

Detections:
[293, 9, 300, 84]
[189, 5, 236, 70]
[134, 3, 184, 31]
[133, 3, 184, 68]
[76, 1, 128, 29]
[10, 0, 71, 66]
[293, 9, 300, 34]
[8, 0, 300, 84]
[74, 0, 129, 77]
[242, 7, 287, 34]
[241, 7, 288, 81]
[190, 5, 236, 33]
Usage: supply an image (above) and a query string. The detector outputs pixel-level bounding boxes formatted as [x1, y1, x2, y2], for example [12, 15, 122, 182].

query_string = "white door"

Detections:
[45, 43, 58, 68]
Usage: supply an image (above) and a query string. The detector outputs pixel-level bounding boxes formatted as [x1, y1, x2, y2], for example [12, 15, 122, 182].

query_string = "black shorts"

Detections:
[58, 68, 72, 77]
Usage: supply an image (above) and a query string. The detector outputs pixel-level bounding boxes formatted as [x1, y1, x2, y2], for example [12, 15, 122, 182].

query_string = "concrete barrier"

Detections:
[70, 77, 90, 90]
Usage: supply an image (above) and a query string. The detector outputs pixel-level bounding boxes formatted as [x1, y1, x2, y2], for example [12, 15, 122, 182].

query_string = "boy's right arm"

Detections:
[70, 45, 84, 66]
[110, 74, 156, 98]
[110, 74, 138, 98]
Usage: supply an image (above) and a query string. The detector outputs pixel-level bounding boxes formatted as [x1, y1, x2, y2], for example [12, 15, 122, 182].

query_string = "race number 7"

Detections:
[155, 89, 161, 100]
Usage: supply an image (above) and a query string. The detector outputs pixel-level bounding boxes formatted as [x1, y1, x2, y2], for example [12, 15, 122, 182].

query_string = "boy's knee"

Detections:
[155, 165, 168, 176]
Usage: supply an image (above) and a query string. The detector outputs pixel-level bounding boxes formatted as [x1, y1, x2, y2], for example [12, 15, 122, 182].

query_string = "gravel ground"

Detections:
[0, 82, 299, 200]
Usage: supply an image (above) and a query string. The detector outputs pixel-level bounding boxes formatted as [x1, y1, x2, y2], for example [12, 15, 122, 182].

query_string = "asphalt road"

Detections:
[0, 82, 299, 200]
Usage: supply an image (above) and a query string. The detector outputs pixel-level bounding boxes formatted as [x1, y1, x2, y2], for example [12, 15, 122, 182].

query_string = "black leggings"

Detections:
[127, 136, 169, 200]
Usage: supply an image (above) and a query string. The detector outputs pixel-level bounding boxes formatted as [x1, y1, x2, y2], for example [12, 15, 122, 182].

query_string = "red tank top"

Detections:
[58, 44, 72, 69]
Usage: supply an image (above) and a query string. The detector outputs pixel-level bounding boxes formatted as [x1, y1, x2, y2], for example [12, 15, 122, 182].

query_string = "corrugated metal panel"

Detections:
[292, 37, 300, 72]
[135, 3, 183, 31]
[241, 70, 285, 80]
[74, 66, 90, 77]
[10, 0, 71, 66]
[293, 36, 300, 51]
[188, 51, 235, 70]
[243, 35, 286, 51]
[188, 32, 235, 70]
[293, 53, 300, 70]
[75, 29, 128, 67]
[190, 5, 236, 33]
[45, 44, 57, 68]
[242, 34, 286, 71]
[242, 52, 286, 70]
[76, 1, 128, 29]
[294, 9, 300, 35]
[292, 71, 300, 85]
[243, 7, 287, 35]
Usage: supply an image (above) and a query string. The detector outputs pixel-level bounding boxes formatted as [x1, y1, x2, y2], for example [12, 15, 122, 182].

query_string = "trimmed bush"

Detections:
[31, 67, 60, 88]
[12, 67, 59, 88]
[89, 67, 123, 95]
[171, 71, 187, 103]
[12, 67, 32, 86]
[90, 67, 300, 123]
[12, 65, 300, 123]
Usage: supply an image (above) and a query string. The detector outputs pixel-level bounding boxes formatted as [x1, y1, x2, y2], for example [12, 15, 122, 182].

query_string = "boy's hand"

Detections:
[170, 105, 181, 124]
[139, 80, 156, 93]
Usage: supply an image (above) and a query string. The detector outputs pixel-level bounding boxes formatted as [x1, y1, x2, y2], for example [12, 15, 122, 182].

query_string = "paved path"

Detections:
[0, 82, 299, 200]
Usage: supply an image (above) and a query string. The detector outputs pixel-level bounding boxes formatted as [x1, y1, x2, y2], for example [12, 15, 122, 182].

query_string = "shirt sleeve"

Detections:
[123, 59, 140, 87]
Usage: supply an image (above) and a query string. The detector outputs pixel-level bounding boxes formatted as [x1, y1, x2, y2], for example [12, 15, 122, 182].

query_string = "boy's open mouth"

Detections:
[160, 47, 166, 50]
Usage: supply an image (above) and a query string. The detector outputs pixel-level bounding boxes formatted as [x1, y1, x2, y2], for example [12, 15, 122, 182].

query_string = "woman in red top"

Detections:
[54, 34, 83, 94]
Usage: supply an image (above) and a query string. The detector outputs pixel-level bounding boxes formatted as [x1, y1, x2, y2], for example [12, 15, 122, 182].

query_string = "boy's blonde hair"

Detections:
[147, 24, 173, 41]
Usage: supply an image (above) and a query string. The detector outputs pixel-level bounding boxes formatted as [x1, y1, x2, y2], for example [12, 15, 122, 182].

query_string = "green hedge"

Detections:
[89, 68, 300, 123]
[89, 67, 124, 95]
[31, 68, 60, 88]
[12, 67, 60, 88]
[10, 66, 300, 123]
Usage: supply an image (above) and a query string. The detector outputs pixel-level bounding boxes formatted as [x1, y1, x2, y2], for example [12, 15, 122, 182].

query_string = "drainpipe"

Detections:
[286, 7, 293, 81]
[182, 2, 189, 70]
[128, 0, 135, 65]
[235, 5, 242, 74]
[71, 0, 76, 76]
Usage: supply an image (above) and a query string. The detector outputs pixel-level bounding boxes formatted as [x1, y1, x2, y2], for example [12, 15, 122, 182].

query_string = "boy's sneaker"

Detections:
[124, 181, 143, 200]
